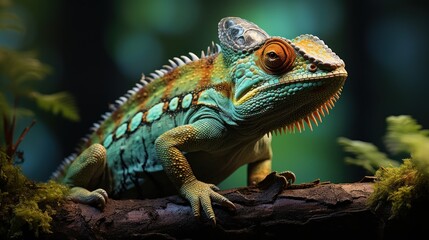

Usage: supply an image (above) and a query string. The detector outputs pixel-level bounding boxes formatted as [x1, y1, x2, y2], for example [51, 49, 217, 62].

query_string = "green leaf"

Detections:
[14, 107, 34, 118]
[0, 48, 51, 86]
[0, 11, 25, 32]
[0, 0, 12, 9]
[0, 92, 10, 116]
[29, 91, 80, 122]
[384, 115, 429, 155]
[338, 137, 399, 173]
[384, 116, 429, 177]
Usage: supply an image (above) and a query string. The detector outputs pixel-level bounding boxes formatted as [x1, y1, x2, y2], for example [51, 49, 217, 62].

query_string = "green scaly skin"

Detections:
[51, 17, 347, 224]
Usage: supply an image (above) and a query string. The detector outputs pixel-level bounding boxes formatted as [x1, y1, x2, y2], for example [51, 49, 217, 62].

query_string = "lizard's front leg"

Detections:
[248, 159, 272, 186]
[246, 135, 274, 186]
[247, 135, 296, 188]
[155, 119, 236, 224]
[62, 143, 110, 208]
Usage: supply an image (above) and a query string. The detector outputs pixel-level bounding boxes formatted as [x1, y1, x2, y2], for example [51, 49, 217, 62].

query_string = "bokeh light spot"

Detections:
[114, 32, 163, 81]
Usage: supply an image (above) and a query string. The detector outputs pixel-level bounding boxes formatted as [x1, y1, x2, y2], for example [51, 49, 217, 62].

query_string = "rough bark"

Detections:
[40, 176, 418, 240]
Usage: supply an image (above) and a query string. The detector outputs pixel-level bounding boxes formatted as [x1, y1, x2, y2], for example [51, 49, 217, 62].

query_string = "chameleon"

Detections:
[51, 16, 347, 224]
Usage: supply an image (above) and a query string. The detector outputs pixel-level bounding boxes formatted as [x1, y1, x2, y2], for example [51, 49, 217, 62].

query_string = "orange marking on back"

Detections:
[111, 110, 124, 127]
[197, 56, 216, 89]
[162, 68, 181, 99]
[95, 128, 104, 143]
[192, 91, 200, 106]
[214, 81, 232, 97]
[136, 87, 152, 111]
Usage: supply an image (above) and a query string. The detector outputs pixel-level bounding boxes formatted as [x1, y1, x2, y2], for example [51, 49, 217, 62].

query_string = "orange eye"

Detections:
[257, 38, 296, 75]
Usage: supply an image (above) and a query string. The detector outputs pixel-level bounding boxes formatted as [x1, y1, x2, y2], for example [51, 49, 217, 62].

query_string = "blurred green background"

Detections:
[2, 0, 428, 190]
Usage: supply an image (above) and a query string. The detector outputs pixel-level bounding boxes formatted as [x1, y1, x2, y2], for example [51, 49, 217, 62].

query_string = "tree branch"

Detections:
[42, 178, 423, 240]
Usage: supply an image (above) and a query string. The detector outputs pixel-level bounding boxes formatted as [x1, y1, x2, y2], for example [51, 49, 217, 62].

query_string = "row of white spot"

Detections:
[50, 42, 221, 179]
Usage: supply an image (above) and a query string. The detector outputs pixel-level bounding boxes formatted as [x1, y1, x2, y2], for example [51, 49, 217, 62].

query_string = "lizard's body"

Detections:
[51, 17, 347, 223]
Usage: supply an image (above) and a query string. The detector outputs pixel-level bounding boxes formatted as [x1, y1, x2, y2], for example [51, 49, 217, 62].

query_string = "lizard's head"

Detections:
[219, 17, 347, 136]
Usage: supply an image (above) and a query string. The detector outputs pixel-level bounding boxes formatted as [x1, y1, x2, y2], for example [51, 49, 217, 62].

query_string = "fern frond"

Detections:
[340, 115, 429, 219]
[0, 11, 24, 32]
[0, 0, 12, 9]
[0, 92, 11, 116]
[29, 91, 80, 122]
[338, 137, 399, 173]
[384, 116, 429, 177]
[0, 48, 51, 86]
[13, 107, 34, 118]
[384, 115, 429, 155]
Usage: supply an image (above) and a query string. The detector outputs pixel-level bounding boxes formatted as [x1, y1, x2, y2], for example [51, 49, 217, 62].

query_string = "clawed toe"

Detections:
[257, 171, 296, 189]
[279, 171, 296, 185]
[68, 187, 108, 209]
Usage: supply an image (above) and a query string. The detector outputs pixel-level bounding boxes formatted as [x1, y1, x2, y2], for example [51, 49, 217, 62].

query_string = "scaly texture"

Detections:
[51, 17, 347, 224]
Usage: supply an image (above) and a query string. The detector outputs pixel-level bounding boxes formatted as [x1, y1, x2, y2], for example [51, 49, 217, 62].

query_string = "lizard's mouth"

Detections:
[270, 82, 344, 135]
[267, 71, 347, 135]
[234, 67, 347, 135]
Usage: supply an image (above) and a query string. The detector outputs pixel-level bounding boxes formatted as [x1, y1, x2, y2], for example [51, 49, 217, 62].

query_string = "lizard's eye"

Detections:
[257, 38, 296, 75]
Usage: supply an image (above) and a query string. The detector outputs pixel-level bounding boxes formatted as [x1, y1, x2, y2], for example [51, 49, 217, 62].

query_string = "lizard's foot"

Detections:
[180, 179, 236, 225]
[279, 170, 296, 185]
[257, 171, 296, 190]
[68, 186, 108, 209]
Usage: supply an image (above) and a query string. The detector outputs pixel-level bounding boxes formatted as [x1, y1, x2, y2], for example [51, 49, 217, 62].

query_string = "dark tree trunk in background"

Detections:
[41, 177, 422, 240]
